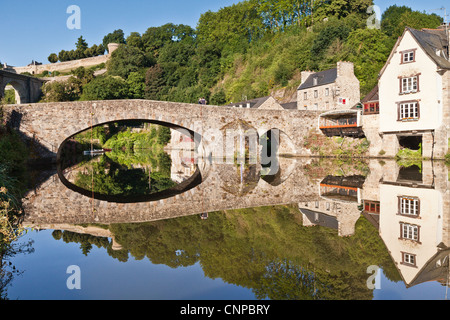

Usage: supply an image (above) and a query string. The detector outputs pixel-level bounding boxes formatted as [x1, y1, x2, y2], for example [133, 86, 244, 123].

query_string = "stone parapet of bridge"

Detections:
[3, 99, 322, 162]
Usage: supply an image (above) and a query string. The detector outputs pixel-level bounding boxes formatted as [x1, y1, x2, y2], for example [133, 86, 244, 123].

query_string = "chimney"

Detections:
[337, 61, 355, 78]
[301, 70, 315, 85]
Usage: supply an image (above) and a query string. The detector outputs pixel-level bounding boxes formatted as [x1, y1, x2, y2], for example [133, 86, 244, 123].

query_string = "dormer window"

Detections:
[401, 49, 416, 64]
[313, 77, 318, 86]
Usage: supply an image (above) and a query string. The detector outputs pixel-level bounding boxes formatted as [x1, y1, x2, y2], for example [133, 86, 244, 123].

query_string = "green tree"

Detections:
[81, 75, 129, 101]
[145, 64, 166, 100]
[210, 89, 227, 105]
[310, 20, 351, 62]
[380, 5, 412, 37]
[342, 28, 393, 96]
[76, 36, 88, 52]
[48, 53, 58, 63]
[75, 36, 89, 59]
[314, 0, 373, 21]
[126, 32, 144, 50]
[58, 50, 69, 62]
[102, 29, 126, 52]
[141, 23, 176, 55]
[391, 10, 443, 38]
[40, 81, 72, 102]
[96, 44, 106, 56]
[126, 71, 145, 99]
[107, 44, 154, 79]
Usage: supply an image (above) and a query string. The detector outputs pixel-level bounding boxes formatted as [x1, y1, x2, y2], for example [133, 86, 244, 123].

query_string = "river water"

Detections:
[2, 137, 450, 301]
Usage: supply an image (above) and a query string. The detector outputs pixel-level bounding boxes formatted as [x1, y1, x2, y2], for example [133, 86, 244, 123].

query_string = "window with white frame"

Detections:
[325, 88, 329, 96]
[402, 252, 416, 266]
[401, 76, 418, 94]
[400, 223, 419, 241]
[399, 196, 420, 216]
[304, 92, 308, 100]
[402, 51, 415, 63]
[314, 90, 318, 98]
[399, 101, 419, 121]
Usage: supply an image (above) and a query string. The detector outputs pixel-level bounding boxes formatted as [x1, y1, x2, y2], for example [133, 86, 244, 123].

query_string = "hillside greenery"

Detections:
[40, 1, 442, 105]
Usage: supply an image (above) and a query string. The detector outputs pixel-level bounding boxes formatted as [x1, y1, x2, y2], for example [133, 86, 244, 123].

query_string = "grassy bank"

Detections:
[0, 107, 30, 243]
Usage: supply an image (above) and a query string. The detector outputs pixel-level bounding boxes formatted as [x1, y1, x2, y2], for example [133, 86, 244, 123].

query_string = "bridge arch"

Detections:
[57, 160, 203, 204]
[0, 80, 28, 104]
[0, 70, 45, 104]
[56, 118, 203, 163]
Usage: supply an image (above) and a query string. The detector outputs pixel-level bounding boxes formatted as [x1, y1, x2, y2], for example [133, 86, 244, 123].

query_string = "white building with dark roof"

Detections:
[378, 25, 450, 159]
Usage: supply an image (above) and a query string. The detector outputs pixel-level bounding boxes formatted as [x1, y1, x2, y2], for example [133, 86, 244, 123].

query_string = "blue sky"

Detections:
[0, 0, 448, 66]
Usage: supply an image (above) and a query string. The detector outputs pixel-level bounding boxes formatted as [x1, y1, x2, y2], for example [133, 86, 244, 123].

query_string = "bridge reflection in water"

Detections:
[22, 149, 450, 291]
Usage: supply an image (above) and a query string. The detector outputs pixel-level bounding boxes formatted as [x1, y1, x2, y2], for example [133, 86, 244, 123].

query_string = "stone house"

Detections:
[297, 61, 364, 138]
[297, 61, 360, 112]
[378, 25, 450, 159]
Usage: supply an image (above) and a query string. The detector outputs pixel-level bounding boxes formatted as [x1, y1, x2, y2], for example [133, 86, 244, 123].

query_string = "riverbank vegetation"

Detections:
[0, 105, 30, 243]
[53, 204, 399, 299]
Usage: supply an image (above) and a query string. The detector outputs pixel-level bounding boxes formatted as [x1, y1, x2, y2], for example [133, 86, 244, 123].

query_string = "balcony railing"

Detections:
[319, 117, 357, 129]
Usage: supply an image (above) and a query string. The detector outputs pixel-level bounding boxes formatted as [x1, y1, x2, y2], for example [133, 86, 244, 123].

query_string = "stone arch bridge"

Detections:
[3, 99, 321, 162]
[0, 70, 46, 104]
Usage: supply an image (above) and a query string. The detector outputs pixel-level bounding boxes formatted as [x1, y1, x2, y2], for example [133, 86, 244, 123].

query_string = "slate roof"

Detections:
[298, 68, 338, 90]
[281, 101, 298, 110]
[299, 208, 339, 230]
[408, 27, 450, 70]
[226, 96, 270, 108]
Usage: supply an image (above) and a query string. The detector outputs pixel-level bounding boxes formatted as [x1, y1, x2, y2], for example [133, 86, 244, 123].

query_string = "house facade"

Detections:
[378, 26, 450, 159]
[297, 61, 363, 138]
[297, 61, 360, 111]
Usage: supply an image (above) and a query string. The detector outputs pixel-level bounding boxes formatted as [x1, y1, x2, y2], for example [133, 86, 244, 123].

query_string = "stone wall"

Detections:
[3, 99, 322, 162]
[11, 54, 110, 75]
[9, 43, 119, 75]
[361, 114, 383, 157]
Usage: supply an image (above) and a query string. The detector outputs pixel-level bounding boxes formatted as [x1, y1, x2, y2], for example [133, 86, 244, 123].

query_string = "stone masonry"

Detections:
[3, 99, 322, 162]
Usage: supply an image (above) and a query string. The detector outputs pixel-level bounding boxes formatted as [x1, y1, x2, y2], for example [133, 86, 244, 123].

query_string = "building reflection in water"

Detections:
[299, 159, 450, 290]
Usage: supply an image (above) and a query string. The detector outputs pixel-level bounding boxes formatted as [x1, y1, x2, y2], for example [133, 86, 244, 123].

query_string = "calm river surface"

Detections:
[2, 144, 450, 300]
